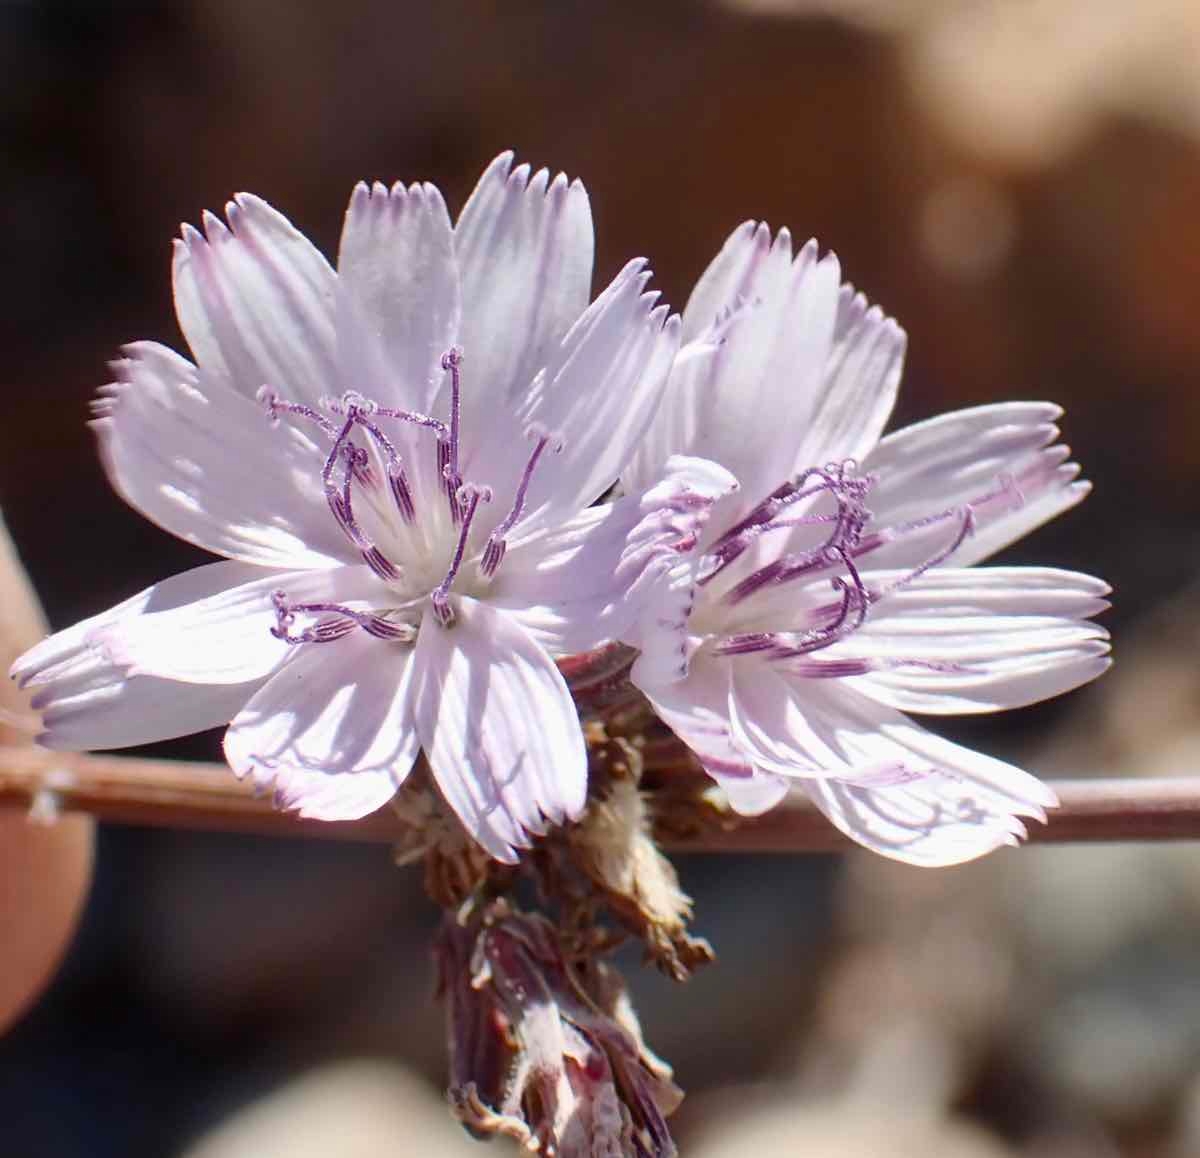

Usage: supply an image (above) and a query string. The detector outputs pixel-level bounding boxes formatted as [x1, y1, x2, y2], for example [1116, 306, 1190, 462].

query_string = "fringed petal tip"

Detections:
[414, 598, 587, 865]
[643, 661, 1065, 867]
[472, 149, 585, 203]
[222, 630, 421, 824]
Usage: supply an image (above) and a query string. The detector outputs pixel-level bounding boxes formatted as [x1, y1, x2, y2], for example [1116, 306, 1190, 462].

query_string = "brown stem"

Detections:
[3, 745, 1200, 851]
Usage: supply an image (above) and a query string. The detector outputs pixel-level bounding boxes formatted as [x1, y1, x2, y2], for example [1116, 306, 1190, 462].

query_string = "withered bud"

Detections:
[437, 901, 682, 1157]
[572, 737, 714, 981]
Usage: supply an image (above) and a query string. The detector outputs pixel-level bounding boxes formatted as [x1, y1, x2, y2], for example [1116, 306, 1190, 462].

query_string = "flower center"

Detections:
[260, 348, 561, 640]
[699, 459, 1024, 671]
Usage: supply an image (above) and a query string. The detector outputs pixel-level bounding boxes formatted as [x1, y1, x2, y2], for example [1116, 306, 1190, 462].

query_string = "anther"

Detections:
[270, 590, 416, 646]
[312, 411, 404, 579]
[342, 405, 417, 524]
[480, 427, 561, 578]
[712, 632, 778, 657]
[431, 482, 491, 627]
[702, 462, 874, 587]
[717, 548, 870, 662]
[270, 590, 356, 645]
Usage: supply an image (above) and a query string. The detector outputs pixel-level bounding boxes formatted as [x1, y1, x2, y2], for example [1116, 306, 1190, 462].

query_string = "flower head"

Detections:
[11, 153, 695, 862]
[438, 902, 683, 1157]
[621, 222, 1110, 865]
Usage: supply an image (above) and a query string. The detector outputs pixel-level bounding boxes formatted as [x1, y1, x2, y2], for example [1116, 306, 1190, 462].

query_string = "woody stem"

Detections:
[2, 744, 1199, 850]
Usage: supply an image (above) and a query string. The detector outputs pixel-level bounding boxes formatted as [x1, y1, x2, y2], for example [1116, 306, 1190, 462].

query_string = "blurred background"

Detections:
[2, 1, 1200, 1154]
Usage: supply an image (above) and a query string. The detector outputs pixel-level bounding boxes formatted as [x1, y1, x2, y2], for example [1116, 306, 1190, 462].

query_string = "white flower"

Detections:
[621, 222, 1111, 866]
[10, 153, 701, 863]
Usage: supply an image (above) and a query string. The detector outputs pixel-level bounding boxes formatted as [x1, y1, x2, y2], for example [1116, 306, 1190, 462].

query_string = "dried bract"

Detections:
[438, 902, 682, 1157]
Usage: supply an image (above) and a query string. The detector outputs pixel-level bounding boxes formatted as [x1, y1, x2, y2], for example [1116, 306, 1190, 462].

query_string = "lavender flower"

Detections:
[9, 153, 715, 863]
[621, 223, 1110, 865]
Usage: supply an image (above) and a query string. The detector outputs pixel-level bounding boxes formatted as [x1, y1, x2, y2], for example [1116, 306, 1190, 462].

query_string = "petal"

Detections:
[172, 194, 337, 406]
[637, 653, 788, 817]
[412, 598, 587, 863]
[727, 660, 843, 777]
[453, 153, 593, 499]
[93, 342, 351, 568]
[727, 666, 1054, 865]
[638, 652, 748, 776]
[802, 776, 1034, 865]
[453, 153, 594, 416]
[860, 402, 1089, 569]
[12, 561, 267, 750]
[507, 260, 681, 535]
[827, 566, 1110, 714]
[92, 564, 390, 685]
[336, 179, 461, 415]
[843, 641, 1110, 716]
[620, 456, 740, 684]
[623, 224, 841, 515]
[858, 564, 1112, 620]
[799, 688, 1057, 866]
[32, 677, 256, 753]
[493, 455, 737, 657]
[678, 220, 775, 347]
[719, 771, 791, 816]
[486, 501, 635, 655]
[223, 631, 420, 821]
[787, 283, 906, 473]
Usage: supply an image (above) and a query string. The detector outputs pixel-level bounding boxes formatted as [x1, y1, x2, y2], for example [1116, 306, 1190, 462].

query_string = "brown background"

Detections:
[2, 2, 1199, 1156]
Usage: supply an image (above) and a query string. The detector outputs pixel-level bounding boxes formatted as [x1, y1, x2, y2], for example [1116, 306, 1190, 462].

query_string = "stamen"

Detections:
[270, 590, 416, 646]
[715, 503, 979, 667]
[333, 390, 456, 525]
[869, 505, 976, 602]
[431, 483, 492, 627]
[852, 471, 1017, 559]
[703, 459, 1001, 675]
[361, 545, 401, 583]
[323, 426, 401, 582]
[266, 386, 450, 536]
[773, 550, 870, 657]
[324, 392, 449, 438]
[714, 546, 869, 660]
[711, 632, 778, 657]
[440, 348, 464, 521]
[703, 462, 873, 589]
[480, 426, 561, 578]
[699, 481, 798, 582]
[722, 550, 811, 605]
[257, 386, 338, 438]
[438, 438, 458, 524]
[341, 403, 416, 523]
[711, 462, 866, 545]
[323, 416, 359, 527]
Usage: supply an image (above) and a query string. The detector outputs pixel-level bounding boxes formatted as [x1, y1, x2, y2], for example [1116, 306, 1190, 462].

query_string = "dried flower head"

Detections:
[438, 900, 683, 1157]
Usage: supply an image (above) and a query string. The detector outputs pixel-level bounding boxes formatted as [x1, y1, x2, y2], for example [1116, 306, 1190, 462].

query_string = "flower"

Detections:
[620, 222, 1110, 866]
[10, 153, 708, 863]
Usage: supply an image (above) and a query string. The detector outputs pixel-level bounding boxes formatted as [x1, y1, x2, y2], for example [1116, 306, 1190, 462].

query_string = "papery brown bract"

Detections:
[437, 901, 682, 1157]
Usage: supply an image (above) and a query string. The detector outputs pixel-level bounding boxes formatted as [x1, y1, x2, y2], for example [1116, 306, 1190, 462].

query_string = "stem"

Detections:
[2, 745, 1200, 850]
